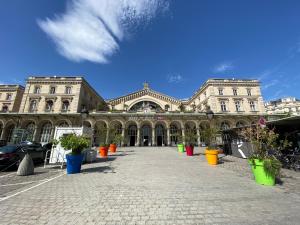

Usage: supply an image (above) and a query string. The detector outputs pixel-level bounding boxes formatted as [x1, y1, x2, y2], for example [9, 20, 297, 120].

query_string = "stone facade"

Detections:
[0, 76, 268, 146]
[265, 97, 300, 115]
[0, 85, 24, 113]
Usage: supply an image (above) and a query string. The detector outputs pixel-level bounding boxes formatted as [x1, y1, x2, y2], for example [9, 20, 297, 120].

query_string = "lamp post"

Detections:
[205, 106, 214, 121]
[80, 109, 89, 127]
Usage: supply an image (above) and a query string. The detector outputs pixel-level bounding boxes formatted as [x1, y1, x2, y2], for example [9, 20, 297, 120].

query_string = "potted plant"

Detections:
[59, 134, 90, 174]
[109, 134, 124, 153]
[241, 125, 290, 186]
[184, 130, 198, 156]
[99, 143, 109, 157]
[176, 134, 184, 153]
[202, 127, 220, 165]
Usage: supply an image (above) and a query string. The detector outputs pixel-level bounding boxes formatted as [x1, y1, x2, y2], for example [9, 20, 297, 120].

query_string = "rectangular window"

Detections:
[247, 89, 252, 96]
[220, 101, 227, 112]
[235, 101, 241, 111]
[6, 93, 12, 100]
[249, 101, 256, 111]
[65, 86, 72, 94]
[218, 89, 223, 95]
[233, 89, 238, 96]
[34, 86, 41, 94]
[50, 87, 56, 94]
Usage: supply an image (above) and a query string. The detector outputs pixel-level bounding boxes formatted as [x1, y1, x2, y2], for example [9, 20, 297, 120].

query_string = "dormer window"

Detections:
[62, 100, 70, 112]
[2, 105, 8, 112]
[34, 86, 41, 94]
[45, 100, 53, 112]
[29, 100, 37, 112]
[218, 88, 223, 96]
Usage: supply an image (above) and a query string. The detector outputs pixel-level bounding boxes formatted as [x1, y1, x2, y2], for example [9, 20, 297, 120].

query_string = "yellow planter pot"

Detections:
[205, 149, 219, 165]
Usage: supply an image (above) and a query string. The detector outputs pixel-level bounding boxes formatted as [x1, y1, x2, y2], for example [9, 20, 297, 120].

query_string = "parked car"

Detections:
[0, 142, 46, 170]
[0, 140, 7, 147]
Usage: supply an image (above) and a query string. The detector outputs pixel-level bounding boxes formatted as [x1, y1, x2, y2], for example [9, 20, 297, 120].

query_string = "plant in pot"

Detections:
[59, 134, 90, 174]
[109, 132, 124, 153]
[176, 134, 184, 153]
[241, 125, 291, 186]
[99, 143, 109, 157]
[184, 130, 198, 156]
[202, 127, 220, 165]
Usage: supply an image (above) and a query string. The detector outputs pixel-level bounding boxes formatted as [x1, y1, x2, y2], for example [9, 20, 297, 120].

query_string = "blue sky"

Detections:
[1, 0, 300, 101]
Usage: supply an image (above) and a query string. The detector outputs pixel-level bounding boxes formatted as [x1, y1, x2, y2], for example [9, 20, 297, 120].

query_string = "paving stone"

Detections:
[0, 147, 300, 225]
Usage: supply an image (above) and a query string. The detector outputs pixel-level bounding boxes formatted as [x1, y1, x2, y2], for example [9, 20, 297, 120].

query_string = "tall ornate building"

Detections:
[0, 85, 24, 113]
[0, 76, 267, 146]
[265, 97, 300, 115]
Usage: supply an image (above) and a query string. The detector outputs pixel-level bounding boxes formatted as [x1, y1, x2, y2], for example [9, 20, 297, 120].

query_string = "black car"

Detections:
[0, 142, 46, 170]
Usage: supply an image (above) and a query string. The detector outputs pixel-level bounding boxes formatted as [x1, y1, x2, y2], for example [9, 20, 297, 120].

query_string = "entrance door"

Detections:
[143, 136, 149, 146]
[141, 125, 151, 146]
[130, 136, 136, 146]
[157, 136, 163, 146]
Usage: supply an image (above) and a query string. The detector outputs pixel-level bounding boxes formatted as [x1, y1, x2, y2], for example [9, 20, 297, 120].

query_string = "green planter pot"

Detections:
[249, 159, 275, 186]
[177, 144, 185, 153]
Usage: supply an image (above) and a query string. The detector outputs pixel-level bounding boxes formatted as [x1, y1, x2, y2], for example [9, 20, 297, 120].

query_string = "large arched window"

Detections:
[220, 121, 230, 131]
[29, 100, 37, 112]
[45, 100, 53, 112]
[40, 122, 52, 143]
[236, 121, 245, 128]
[58, 121, 69, 127]
[129, 101, 163, 112]
[61, 100, 70, 112]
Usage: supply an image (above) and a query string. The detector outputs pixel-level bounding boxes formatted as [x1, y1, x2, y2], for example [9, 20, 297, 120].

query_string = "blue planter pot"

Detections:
[66, 154, 84, 174]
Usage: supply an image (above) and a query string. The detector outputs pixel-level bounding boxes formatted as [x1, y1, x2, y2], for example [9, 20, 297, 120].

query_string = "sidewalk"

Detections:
[0, 147, 300, 225]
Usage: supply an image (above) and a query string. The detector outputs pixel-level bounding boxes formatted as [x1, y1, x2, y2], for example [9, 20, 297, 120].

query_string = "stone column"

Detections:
[32, 126, 39, 142]
[121, 128, 125, 146]
[196, 124, 201, 146]
[105, 128, 110, 144]
[136, 127, 140, 146]
[152, 127, 155, 146]
[0, 126, 5, 140]
[182, 128, 185, 145]
[167, 128, 170, 146]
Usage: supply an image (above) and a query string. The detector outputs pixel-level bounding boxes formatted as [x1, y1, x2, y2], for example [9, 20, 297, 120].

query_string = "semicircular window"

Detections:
[129, 101, 163, 112]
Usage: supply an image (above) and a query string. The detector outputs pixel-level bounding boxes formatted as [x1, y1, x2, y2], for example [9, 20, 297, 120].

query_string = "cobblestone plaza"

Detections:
[1, 147, 300, 225]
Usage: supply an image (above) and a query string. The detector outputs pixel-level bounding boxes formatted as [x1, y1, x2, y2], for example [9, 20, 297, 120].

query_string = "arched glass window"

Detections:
[58, 121, 69, 127]
[45, 100, 53, 112]
[236, 121, 245, 128]
[62, 101, 70, 112]
[40, 122, 52, 143]
[220, 122, 230, 131]
[29, 100, 37, 112]
[129, 101, 163, 112]
[24, 122, 35, 141]
[170, 124, 180, 145]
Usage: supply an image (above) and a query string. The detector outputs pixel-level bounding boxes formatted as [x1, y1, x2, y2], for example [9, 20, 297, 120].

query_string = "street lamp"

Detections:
[80, 109, 89, 127]
[205, 106, 214, 120]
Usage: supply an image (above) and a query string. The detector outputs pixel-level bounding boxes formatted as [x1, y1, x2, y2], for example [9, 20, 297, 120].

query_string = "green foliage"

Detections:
[179, 103, 185, 112]
[241, 125, 291, 177]
[97, 101, 109, 111]
[202, 127, 219, 149]
[59, 134, 90, 155]
[184, 129, 198, 146]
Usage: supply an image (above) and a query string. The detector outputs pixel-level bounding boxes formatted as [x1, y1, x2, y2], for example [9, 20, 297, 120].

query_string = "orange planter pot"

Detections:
[109, 144, 117, 153]
[99, 146, 108, 157]
[205, 149, 219, 165]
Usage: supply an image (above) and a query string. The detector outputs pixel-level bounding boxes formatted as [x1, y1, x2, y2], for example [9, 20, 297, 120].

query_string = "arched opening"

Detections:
[109, 121, 123, 145]
[199, 122, 210, 143]
[6, 124, 15, 143]
[155, 124, 166, 146]
[185, 121, 197, 145]
[170, 122, 181, 146]
[40, 122, 52, 143]
[141, 124, 152, 146]
[127, 124, 137, 146]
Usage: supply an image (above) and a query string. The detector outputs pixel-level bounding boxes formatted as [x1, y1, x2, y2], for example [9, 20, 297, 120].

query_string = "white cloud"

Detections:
[167, 74, 183, 83]
[213, 62, 234, 73]
[38, 0, 169, 63]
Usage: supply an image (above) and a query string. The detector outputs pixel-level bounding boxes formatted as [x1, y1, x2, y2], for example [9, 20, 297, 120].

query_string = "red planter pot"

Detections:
[185, 145, 194, 156]
[109, 144, 117, 153]
[99, 146, 108, 157]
